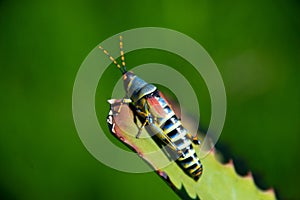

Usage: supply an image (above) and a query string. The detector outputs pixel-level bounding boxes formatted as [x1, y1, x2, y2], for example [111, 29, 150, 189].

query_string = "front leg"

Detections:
[107, 98, 132, 115]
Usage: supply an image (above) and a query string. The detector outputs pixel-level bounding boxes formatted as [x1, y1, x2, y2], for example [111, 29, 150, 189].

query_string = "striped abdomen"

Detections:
[152, 93, 203, 181]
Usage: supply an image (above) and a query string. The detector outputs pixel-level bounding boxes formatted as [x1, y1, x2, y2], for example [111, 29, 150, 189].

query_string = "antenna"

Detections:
[98, 38, 127, 74]
[119, 36, 126, 71]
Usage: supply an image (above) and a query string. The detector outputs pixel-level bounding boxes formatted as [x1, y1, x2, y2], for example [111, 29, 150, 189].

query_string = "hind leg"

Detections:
[187, 133, 201, 145]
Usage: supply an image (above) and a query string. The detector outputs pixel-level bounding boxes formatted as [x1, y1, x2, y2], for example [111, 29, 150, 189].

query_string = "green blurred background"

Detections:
[1, 0, 299, 199]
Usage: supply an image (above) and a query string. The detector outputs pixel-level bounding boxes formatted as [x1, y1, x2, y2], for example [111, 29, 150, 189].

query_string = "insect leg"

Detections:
[117, 98, 132, 113]
[134, 103, 183, 156]
[146, 123, 183, 156]
[135, 109, 152, 138]
[136, 118, 148, 139]
[186, 133, 201, 145]
[107, 98, 132, 114]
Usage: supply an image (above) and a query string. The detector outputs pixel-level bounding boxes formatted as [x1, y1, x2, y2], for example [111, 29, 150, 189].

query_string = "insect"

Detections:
[100, 36, 203, 181]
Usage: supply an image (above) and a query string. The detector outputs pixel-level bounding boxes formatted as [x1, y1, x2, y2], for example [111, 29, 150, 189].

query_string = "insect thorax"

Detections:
[127, 76, 157, 102]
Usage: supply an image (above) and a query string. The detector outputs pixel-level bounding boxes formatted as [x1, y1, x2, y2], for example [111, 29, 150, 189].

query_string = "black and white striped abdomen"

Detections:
[176, 142, 203, 180]
[154, 94, 203, 180]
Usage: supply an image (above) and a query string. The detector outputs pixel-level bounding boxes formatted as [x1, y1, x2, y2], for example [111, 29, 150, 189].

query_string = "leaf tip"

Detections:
[265, 187, 275, 195]
[261, 187, 277, 199]
[245, 171, 253, 179]
[225, 159, 234, 167]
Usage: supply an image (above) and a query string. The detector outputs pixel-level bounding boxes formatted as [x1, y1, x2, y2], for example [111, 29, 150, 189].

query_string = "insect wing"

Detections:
[157, 91, 181, 117]
[146, 96, 168, 118]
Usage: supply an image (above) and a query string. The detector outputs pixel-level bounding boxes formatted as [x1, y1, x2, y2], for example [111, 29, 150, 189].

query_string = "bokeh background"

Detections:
[1, 0, 299, 199]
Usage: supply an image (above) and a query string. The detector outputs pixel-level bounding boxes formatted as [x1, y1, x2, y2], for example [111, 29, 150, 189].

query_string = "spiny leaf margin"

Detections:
[106, 101, 276, 200]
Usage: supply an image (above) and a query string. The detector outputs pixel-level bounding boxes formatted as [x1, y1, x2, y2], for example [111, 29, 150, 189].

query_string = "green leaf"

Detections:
[107, 100, 276, 200]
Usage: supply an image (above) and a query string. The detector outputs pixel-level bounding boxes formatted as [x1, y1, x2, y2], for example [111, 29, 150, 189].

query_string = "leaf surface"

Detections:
[107, 100, 276, 200]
